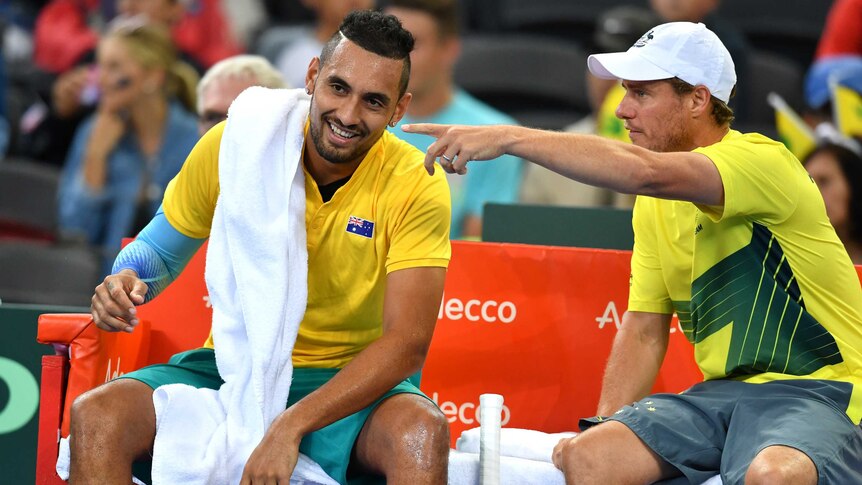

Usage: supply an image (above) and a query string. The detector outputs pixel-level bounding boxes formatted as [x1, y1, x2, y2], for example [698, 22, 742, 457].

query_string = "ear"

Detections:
[305, 57, 320, 94]
[690, 85, 712, 118]
[390, 92, 413, 126]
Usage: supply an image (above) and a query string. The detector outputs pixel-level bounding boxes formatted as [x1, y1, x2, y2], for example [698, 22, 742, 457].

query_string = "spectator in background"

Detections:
[521, 6, 659, 209]
[813, 0, 862, 61]
[196, 54, 287, 136]
[275, 0, 373, 89]
[385, 0, 523, 239]
[803, 56, 862, 127]
[34, 0, 242, 75]
[21, 0, 240, 165]
[803, 139, 862, 264]
[57, 21, 199, 274]
[219, 0, 267, 48]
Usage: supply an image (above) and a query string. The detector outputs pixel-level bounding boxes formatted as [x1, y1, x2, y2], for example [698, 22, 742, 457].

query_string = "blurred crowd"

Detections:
[1, 0, 861, 306]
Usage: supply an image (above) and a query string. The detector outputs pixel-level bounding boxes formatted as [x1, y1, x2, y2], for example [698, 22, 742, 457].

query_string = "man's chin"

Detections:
[319, 146, 358, 165]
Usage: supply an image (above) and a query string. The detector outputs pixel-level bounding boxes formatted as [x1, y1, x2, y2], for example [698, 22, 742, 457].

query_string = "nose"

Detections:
[615, 92, 634, 120]
[334, 96, 361, 127]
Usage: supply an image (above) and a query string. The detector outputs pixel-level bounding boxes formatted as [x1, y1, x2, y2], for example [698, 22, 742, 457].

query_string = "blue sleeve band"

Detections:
[111, 206, 206, 302]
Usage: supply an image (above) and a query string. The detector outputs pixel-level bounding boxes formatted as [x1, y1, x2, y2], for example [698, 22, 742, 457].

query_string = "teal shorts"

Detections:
[119, 348, 428, 485]
[580, 379, 862, 485]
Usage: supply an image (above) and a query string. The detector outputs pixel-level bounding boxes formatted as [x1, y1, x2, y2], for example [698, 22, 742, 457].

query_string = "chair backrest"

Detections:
[252, 24, 314, 65]
[716, 0, 829, 65]
[0, 158, 60, 241]
[716, 0, 828, 45]
[482, 203, 634, 250]
[0, 242, 101, 306]
[454, 34, 590, 130]
[736, 50, 804, 138]
[492, 0, 632, 45]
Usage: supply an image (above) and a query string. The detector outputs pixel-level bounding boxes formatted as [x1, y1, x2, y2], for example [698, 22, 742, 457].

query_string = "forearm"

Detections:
[596, 311, 671, 416]
[112, 208, 205, 302]
[500, 126, 720, 204]
[502, 126, 656, 195]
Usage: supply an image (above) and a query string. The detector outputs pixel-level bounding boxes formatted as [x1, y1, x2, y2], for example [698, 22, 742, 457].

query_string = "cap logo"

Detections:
[633, 30, 654, 48]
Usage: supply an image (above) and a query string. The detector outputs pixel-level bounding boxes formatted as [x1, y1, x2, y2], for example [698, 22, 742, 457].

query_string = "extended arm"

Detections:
[596, 311, 672, 416]
[91, 208, 205, 332]
[403, 123, 724, 206]
[241, 266, 447, 482]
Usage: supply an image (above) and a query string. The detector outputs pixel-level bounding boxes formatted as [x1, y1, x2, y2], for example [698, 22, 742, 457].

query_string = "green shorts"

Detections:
[580, 379, 862, 485]
[119, 348, 427, 485]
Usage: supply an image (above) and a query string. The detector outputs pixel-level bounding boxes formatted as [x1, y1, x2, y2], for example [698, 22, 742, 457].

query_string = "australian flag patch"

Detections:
[346, 215, 374, 238]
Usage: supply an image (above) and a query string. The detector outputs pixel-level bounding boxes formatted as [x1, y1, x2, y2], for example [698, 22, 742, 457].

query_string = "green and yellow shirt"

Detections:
[629, 130, 862, 423]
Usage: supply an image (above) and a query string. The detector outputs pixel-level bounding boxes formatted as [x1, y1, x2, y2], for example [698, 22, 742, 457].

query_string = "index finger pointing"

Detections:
[401, 123, 448, 138]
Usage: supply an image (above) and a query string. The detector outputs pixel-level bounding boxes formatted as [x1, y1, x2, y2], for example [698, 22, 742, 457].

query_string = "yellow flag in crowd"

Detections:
[597, 83, 630, 143]
[831, 82, 862, 138]
[768, 92, 816, 160]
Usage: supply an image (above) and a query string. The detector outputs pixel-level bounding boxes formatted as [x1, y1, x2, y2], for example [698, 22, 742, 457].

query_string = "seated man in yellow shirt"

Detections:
[405, 21, 862, 485]
[71, 10, 451, 485]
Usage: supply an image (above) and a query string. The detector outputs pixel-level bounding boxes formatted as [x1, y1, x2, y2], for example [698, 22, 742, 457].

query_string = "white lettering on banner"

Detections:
[0, 357, 39, 434]
[104, 357, 125, 383]
[430, 392, 511, 426]
[596, 301, 621, 330]
[438, 295, 517, 324]
[597, 303, 686, 335]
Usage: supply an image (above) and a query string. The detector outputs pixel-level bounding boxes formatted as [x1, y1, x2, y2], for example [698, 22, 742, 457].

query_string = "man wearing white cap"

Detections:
[404, 21, 862, 485]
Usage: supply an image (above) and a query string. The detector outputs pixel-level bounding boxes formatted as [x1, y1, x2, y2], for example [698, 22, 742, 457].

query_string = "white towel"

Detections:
[456, 427, 576, 463]
[148, 87, 336, 485]
[55, 87, 335, 484]
[450, 428, 723, 485]
[448, 449, 565, 485]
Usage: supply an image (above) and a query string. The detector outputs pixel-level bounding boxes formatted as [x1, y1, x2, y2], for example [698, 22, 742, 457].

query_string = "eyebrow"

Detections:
[327, 74, 391, 107]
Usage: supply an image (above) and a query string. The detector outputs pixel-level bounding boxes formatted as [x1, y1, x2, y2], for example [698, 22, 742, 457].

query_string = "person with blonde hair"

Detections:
[58, 20, 200, 274]
[196, 54, 288, 135]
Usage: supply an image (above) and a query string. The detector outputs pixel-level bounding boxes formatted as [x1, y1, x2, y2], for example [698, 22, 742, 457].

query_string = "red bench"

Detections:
[35, 241, 728, 484]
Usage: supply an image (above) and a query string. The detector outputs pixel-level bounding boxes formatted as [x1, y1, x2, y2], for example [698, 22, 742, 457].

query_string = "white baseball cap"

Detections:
[588, 22, 737, 104]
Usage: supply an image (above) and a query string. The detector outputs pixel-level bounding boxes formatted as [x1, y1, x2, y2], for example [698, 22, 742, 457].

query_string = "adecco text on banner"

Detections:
[430, 392, 511, 426]
[437, 294, 517, 323]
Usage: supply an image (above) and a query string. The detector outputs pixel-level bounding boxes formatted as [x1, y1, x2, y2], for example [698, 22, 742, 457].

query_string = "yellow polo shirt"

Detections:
[162, 121, 451, 368]
[628, 130, 862, 423]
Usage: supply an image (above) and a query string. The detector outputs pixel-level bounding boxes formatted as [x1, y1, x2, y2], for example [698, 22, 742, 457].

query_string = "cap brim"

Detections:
[588, 51, 675, 81]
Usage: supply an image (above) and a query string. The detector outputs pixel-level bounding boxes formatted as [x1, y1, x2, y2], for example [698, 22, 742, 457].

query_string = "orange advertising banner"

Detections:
[135, 241, 703, 445]
[421, 242, 702, 444]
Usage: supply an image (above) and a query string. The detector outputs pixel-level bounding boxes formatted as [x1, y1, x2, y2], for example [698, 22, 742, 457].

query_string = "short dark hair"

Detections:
[381, 0, 460, 38]
[668, 77, 736, 127]
[803, 141, 862, 243]
[319, 10, 414, 98]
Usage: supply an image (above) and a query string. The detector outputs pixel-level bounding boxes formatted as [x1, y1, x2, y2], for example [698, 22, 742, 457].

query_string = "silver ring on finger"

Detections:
[441, 154, 452, 162]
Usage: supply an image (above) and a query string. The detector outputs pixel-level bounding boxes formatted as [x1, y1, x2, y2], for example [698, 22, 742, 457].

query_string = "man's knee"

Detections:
[555, 428, 608, 478]
[70, 379, 155, 441]
[70, 385, 119, 436]
[369, 394, 450, 468]
[556, 422, 673, 485]
[745, 446, 817, 485]
[393, 397, 450, 464]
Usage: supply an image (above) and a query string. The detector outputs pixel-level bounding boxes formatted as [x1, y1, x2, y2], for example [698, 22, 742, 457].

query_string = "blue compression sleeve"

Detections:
[111, 206, 206, 302]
